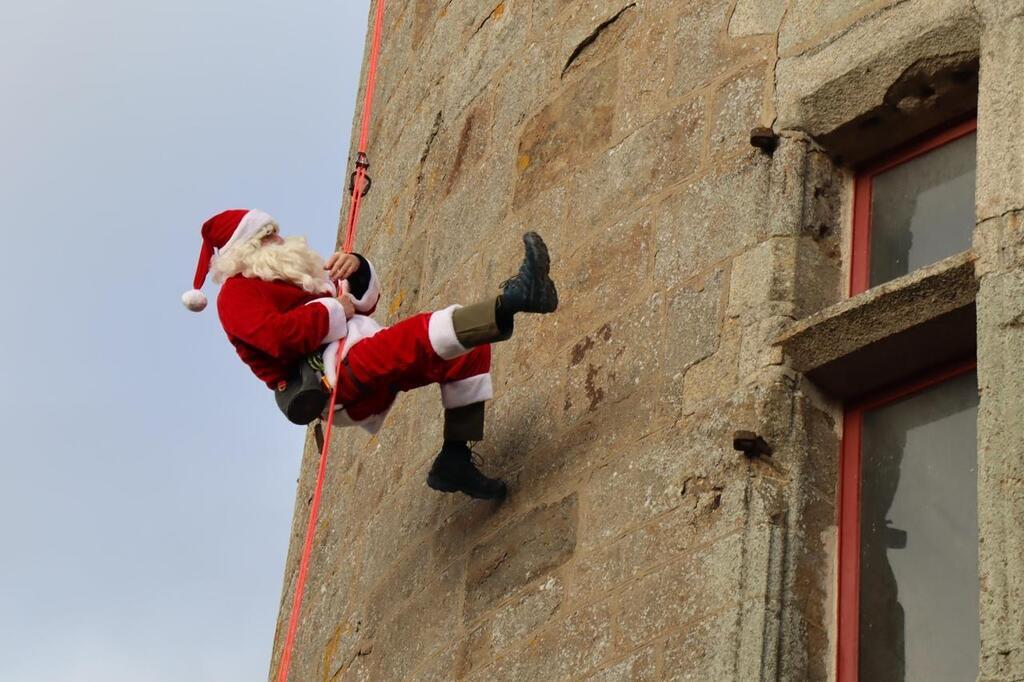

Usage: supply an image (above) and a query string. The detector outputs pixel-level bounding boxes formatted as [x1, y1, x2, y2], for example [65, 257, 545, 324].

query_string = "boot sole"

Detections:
[426, 473, 507, 500]
[426, 473, 459, 493]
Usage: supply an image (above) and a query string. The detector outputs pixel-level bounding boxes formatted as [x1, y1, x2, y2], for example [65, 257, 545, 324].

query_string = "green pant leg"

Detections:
[452, 296, 513, 348]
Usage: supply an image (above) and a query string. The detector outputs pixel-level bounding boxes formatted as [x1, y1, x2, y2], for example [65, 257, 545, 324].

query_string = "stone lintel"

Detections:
[777, 252, 978, 400]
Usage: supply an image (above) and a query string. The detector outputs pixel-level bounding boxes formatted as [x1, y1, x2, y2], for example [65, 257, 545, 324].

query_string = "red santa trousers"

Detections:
[336, 310, 492, 422]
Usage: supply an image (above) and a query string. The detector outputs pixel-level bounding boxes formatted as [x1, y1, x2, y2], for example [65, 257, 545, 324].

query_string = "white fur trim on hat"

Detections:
[220, 209, 276, 255]
[428, 305, 469, 360]
[182, 289, 208, 312]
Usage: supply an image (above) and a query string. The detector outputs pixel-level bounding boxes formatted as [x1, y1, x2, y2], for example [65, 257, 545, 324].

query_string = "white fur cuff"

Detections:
[308, 298, 348, 344]
[345, 259, 381, 313]
[440, 373, 493, 409]
[428, 305, 469, 360]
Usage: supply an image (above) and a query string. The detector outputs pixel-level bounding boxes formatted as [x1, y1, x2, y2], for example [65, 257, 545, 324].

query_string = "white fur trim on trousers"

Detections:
[440, 374, 493, 409]
[428, 305, 469, 360]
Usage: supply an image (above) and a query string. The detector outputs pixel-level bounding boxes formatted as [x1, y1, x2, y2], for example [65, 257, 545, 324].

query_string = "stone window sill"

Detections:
[776, 251, 978, 401]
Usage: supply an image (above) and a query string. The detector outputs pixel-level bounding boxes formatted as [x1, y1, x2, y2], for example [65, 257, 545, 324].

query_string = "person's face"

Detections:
[260, 231, 284, 246]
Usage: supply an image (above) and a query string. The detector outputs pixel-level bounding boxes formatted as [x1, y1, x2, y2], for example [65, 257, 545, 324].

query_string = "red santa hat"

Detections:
[182, 208, 277, 312]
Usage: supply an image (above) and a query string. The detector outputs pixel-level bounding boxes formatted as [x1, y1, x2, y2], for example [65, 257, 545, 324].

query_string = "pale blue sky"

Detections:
[0, 1, 370, 679]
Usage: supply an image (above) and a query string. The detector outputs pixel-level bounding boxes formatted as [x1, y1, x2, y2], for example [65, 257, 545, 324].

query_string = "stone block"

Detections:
[492, 37, 562, 134]
[515, 55, 619, 206]
[670, 0, 762, 98]
[663, 606, 741, 680]
[414, 645, 458, 682]
[582, 435, 697, 551]
[708, 57, 771, 158]
[976, 14, 1024, 220]
[653, 152, 770, 290]
[464, 494, 578, 621]
[443, 0, 531, 118]
[664, 267, 725, 390]
[678, 320, 742, 413]
[558, 215, 655, 340]
[371, 560, 465, 681]
[490, 599, 616, 680]
[976, 267, 1024, 679]
[779, 0, 897, 55]
[557, 1, 639, 79]
[483, 356, 568, 481]
[491, 574, 565, 651]
[585, 644, 657, 681]
[729, 0, 786, 37]
[616, 2, 682, 136]
[570, 92, 706, 231]
[775, 0, 980, 159]
[974, 210, 1024, 279]
[575, 479, 746, 597]
[617, 532, 743, 649]
[563, 294, 664, 426]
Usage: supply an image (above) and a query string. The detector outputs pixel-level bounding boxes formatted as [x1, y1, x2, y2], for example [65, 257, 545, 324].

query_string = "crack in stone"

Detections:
[561, 3, 637, 77]
[473, 1, 505, 37]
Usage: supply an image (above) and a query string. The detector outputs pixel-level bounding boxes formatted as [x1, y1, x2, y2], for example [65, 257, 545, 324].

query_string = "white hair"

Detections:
[210, 225, 334, 294]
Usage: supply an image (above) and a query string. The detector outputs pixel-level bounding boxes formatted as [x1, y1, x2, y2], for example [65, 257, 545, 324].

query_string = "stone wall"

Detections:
[269, 1, 1024, 680]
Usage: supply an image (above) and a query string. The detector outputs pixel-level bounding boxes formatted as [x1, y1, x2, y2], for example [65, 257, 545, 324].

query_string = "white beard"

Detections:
[211, 235, 335, 295]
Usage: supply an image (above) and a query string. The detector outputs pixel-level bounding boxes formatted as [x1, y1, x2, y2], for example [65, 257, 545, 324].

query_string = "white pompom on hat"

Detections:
[183, 209, 276, 312]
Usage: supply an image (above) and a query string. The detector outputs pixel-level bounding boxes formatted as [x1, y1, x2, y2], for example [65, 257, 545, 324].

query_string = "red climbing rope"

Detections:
[341, 0, 386, 255]
[275, 2, 386, 681]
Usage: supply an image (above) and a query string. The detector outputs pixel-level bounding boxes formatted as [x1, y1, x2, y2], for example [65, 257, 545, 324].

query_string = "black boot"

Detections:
[499, 232, 558, 314]
[427, 441, 507, 500]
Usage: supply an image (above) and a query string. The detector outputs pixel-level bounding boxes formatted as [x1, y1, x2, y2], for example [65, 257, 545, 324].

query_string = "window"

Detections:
[837, 362, 979, 681]
[850, 118, 977, 295]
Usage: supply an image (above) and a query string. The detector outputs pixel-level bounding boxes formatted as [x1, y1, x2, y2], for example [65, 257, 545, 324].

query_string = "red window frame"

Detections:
[849, 117, 978, 296]
[836, 358, 978, 681]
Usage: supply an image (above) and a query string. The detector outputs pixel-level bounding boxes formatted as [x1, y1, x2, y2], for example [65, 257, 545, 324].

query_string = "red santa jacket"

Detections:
[217, 254, 380, 388]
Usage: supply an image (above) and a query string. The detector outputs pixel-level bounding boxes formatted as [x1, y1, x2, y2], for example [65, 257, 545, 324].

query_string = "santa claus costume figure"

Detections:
[183, 209, 558, 500]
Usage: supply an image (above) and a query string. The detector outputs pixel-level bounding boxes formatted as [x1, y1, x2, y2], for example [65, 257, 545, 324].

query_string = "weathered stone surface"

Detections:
[575, 479, 745, 597]
[976, 13, 1024, 221]
[442, 0, 531, 118]
[563, 294, 663, 427]
[617, 532, 743, 649]
[489, 599, 616, 681]
[556, 0, 639, 79]
[653, 152, 770, 290]
[729, 0, 787, 37]
[708, 58, 771, 158]
[570, 92, 707, 231]
[274, 1, 1024, 680]
[777, 252, 978, 374]
[776, 0, 980, 160]
[662, 268, 725, 407]
[464, 494, 578, 621]
[491, 574, 564, 651]
[514, 55, 619, 205]
[778, 0, 900, 55]
[670, 0, 762, 98]
[616, 2, 681, 136]
[975, 210, 1024, 279]
[663, 606, 742, 680]
[976, 266, 1024, 679]
[557, 215, 655, 337]
[585, 644, 657, 681]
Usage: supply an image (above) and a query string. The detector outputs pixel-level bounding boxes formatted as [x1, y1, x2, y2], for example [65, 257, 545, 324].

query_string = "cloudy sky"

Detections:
[0, 1, 370, 679]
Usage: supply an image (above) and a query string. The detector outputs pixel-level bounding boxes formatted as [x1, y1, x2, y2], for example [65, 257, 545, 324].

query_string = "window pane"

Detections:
[858, 371, 979, 681]
[869, 132, 976, 287]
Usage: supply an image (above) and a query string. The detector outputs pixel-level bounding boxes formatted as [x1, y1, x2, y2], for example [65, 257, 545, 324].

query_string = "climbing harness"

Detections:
[275, 2, 386, 680]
